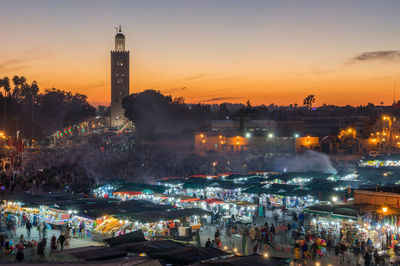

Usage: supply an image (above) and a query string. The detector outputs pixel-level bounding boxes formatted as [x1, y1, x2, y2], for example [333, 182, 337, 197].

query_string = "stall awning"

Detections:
[201, 199, 225, 204]
[121, 208, 210, 223]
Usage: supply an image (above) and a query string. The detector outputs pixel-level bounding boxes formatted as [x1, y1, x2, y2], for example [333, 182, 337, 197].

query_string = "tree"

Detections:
[0, 76, 95, 139]
[11, 75, 27, 102]
[303, 95, 315, 108]
[246, 100, 251, 109]
[122, 90, 209, 140]
[36, 88, 95, 132]
[218, 103, 229, 119]
[0, 77, 11, 96]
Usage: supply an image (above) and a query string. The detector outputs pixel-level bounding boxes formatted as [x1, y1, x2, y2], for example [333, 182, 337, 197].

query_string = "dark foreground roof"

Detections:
[150, 246, 229, 265]
[114, 240, 184, 255]
[104, 230, 145, 247]
[306, 204, 358, 218]
[58, 246, 127, 261]
[197, 254, 291, 266]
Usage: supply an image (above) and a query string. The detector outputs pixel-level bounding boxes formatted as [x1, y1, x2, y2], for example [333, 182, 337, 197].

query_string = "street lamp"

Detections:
[331, 196, 338, 204]
[294, 133, 299, 138]
[245, 132, 251, 138]
[268, 133, 274, 139]
[382, 207, 388, 214]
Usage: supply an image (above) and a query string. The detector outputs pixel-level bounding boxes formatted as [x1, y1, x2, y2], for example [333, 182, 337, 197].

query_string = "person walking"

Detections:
[364, 251, 372, 266]
[312, 240, 318, 260]
[38, 222, 43, 239]
[37, 238, 46, 257]
[354, 242, 362, 266]
[255, 227, 262, 249]
[340, 241, 347, 262]
[79, 221, 85, 238]
[42, 222, 47, 239]
[327, 233, 334, 254]
[26, 220, 32, 239]
[51, 236, 57, 252]
[214, 229, 220, 242]
[58, 234, 66, 251]
[16, 248, 24, 262]
[294, 242, 301, 263]
[270, 224, 276, 243]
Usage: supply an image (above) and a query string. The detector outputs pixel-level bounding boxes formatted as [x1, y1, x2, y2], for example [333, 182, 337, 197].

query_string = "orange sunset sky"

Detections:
[1, 1, 400, 107]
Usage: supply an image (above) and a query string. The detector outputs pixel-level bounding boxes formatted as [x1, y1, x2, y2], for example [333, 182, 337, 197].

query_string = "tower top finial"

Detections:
[119, 25, 122, 33]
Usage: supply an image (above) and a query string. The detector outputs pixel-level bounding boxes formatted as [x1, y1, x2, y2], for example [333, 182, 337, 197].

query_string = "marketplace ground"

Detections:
[0, 217, 372, 265]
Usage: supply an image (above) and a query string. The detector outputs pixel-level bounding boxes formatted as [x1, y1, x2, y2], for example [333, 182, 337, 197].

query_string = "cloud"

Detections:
[164, 86, 188, 93]
[309, 69, 337, 76]
[20, 45, 46, 55]
[179, 73, 246, 82]
[350, 50, 400, 63]
[181, 73, 208, 81]
[83, 82, 108, 90]
[293, 69, 337, 77]
[0, 47, 56, 73]
[201, 97, 242, 103]
[368, 75, 400, 81]
[0, 59, 27, 72]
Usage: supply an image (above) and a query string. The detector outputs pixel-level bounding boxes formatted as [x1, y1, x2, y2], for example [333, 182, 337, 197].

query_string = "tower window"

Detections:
[117, 61, 124, 66]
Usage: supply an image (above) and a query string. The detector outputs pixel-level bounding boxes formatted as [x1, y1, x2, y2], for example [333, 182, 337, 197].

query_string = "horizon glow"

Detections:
[1, 0, 400, 107]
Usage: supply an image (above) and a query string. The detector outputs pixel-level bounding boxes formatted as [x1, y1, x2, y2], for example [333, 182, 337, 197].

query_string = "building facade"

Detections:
[111, 26, 130, 127]
[194, 132, 296, 156]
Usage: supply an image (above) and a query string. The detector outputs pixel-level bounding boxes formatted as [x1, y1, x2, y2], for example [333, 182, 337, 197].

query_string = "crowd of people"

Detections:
[0, 208, 86, 262]
[291, 224, 386, 265]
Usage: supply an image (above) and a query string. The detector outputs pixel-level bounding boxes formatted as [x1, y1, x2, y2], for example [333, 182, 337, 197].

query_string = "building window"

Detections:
[117, 61, 124, 66]
[117, 78, 123, 84]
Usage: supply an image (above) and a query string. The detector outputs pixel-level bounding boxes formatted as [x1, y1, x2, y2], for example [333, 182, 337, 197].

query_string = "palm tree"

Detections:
[303, 95, 316, 108]
[2, 77, 10, 97]
[12, 75, 26, 101]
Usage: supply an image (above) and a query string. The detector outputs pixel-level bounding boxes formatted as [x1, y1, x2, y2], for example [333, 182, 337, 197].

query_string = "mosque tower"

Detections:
[111, 25, 130, 127]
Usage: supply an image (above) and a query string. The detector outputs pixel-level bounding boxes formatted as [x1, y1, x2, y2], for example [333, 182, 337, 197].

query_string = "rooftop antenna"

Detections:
[119, 24, 122, 32]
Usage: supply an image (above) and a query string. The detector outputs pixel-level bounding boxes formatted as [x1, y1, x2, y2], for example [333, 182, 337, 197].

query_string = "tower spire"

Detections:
[119, 24, 122, 33]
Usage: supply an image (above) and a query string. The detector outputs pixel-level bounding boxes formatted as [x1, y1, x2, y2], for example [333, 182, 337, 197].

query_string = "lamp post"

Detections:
[331, 196, 338, 205]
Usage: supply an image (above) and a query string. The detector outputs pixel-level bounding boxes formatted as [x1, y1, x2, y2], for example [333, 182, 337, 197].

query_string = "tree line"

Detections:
[122, 90, 398, 141]
[0, 76, 95, 142]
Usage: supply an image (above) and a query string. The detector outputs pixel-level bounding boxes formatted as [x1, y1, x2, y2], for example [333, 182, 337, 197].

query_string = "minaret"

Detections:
[111, 25, 130, 127]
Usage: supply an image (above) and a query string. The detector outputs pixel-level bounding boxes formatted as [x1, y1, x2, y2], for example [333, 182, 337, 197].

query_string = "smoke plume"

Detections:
[272, 150, 337, 174]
